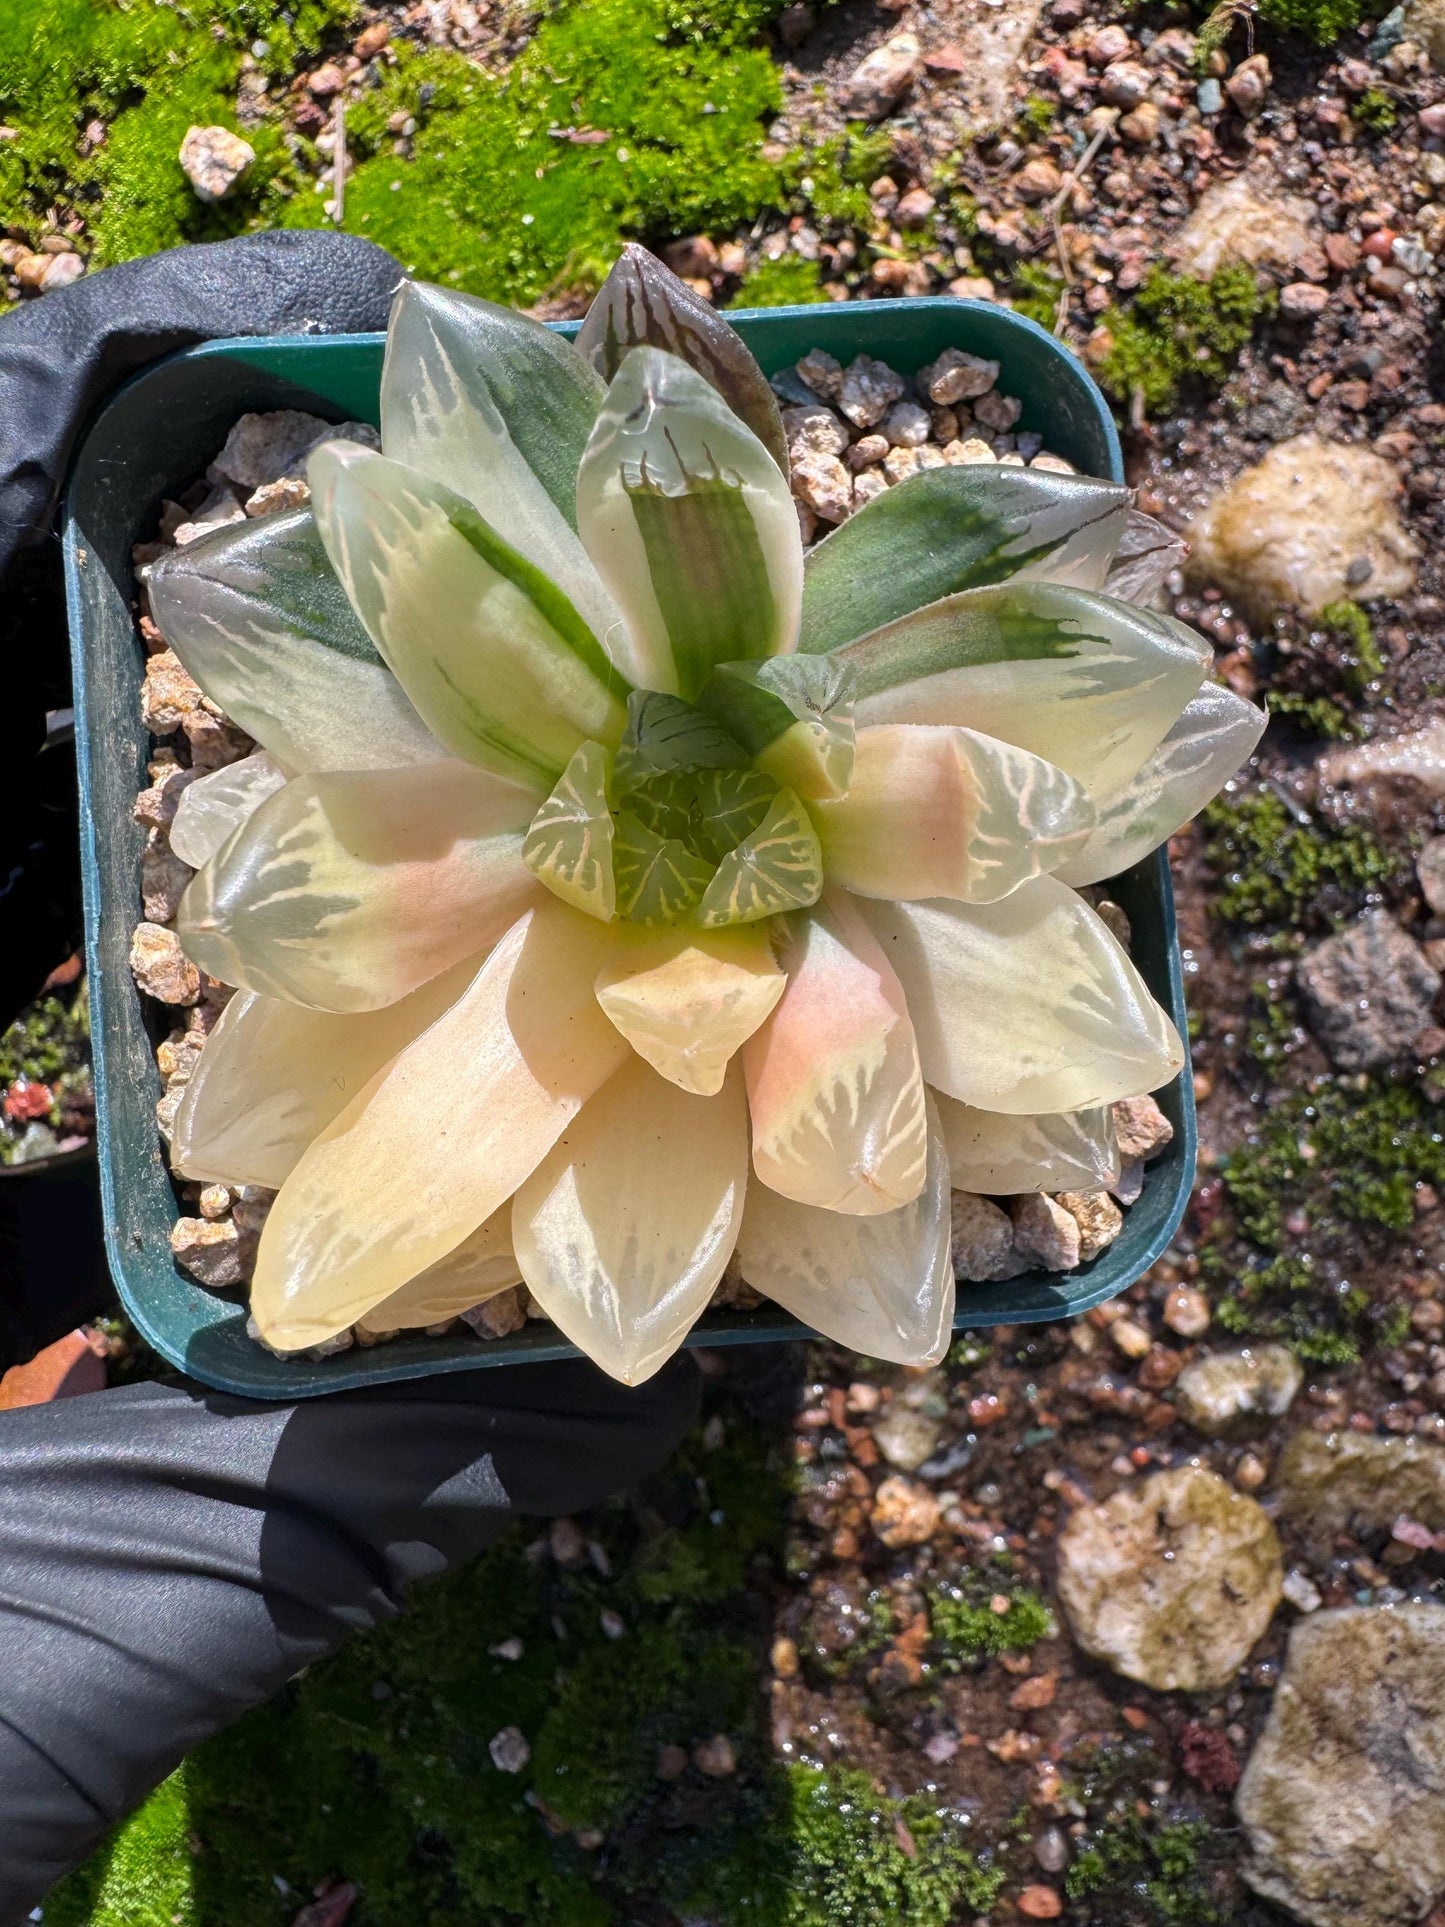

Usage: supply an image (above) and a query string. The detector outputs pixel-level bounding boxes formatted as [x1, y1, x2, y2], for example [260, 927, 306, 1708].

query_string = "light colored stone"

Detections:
[1056, 1465, 1283, 1691]
[156, 1031, 202, 1087]
[950, 1191, 1024, 1281]
[871, 1405, 942, 1473]
[1409, 0, 1445, 66]
[1112, 1093, 1173, 1162]
[1169, 174, 1320, 280]
[950, 0, 1046, 132]
[130, 922, 200, 1005]
[1297, 910, 1441, 1072]
[141, 650, 203, 735]
[1010, 1194, 1081, 1272]
[245, 476, 311, 517]
[1162, 1286, 1210, 1338]
[795, 349, 842, 399]
[37, 252, 85, 292]
[846, 432, 889, 470]
[791, 450, 852, 524]
[462, 1287, 527, 1338]
[210, 411, 378, 491]
[141, 833, 193, 924]
[1279, 281, 1330, 320]
[1275, 1430, 1445, 1553]
[974, 389, 1023, 433]
[837, 32, 921, 120]
[179, 125, 255, 203]
[852, 470, 889, 510]
[489, 1725, 530, 1773]
[944, 437, 997, 465]
[1225, 51, 1271, 119]
[1188, 434, 1418, 618]
[1238, 1606, 1445, 1927]
[880, 399, 930, 448]
[1281, 1568, 1322, 1613]
[921, 347, 998, 405]
[197, 1184, 233, 1222]
[1418, 836, 1445, 915]
[1322, 718, 1445, 795]
[836, 353, 906, 428]
[1099, 60, 1151, 108]
[1055, 1190, 1123, 1262]
[871, 1474, 941, 1548]
[1172, 1344, 1303, 1436]
[170, 1216, 248, 1289]
[782, 402, 849, 459]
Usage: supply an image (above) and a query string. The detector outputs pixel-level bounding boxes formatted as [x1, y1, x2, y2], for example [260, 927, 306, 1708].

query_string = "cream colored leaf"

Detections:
[168, 752, 289, 870]
[512, 1056, 749, 1385]
[811, 724, 1094, 904]
[357, 1206, 521, 1334]
[735, 1094, 954, 1366]
[860, 878, 1184, 1113]
[744, 891, 927, 1215]
[250, 902, 629, 1349]
[594, 926, 785, 1094]
[934, 1094, 1122, 1194]
[171, 959, 482, 1190]
[522, 740, 617, 921]
[178, 761, 540, 1013]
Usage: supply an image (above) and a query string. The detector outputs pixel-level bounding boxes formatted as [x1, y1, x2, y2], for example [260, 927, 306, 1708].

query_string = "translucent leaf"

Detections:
[594, 925, 785, 1095]
[696, 788, 822, 928]
[690, 768, 777, 864]
[575, 347, 802, 698]
[1102, 508, 1189, 608]
[311, 442, 628, 787]
[735, 1093, 954, 1367]
[1055, 682, 1267, 887]
[621, 690, 748, 771]
[357, 1205, 521, 1334]
[168, 752, 288, 869]
[934, 1095, 1121, 1194]
[523, 741, 617, 921]
[381, 280, 621, 641]
[177, 761, 540, 1013]
[861, 878, 1185, 1113]
[744, 891, 927, 1215]
[800, 468, 1131, 656]
[172, 959, 482, 1190]
[612, 812, 714, 925]
[250, 902, 629, 1349]
[512, 1056, 749, 1385]
[839, 582, 1210, 796]
[697, 656, 857, 801]
[148, 510, 446, 773]
[811, 723, 1094, 904]
[575, 244, 788, 474]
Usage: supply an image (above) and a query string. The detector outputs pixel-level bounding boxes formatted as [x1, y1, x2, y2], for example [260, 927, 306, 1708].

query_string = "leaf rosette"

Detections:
[149, 247, 1264, 1383]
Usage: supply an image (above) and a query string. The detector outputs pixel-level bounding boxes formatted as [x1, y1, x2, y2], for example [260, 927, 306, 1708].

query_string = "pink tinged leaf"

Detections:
[176, 761, 541, 1014]
[511, 1056, 749, 1385]
[248, 901, 630, 1349]
[744, 891, 927, 1216]
[810, 723, 1094, 904]
[735, 1093, 955, 1367]
[860, 878, 1185, 1114]
[594, 926, 786, 1095]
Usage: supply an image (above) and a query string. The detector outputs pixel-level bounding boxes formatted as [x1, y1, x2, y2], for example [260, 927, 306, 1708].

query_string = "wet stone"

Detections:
[1172, 1344, 1303, 1436]
[1056, 1464, 1283, 1691]
[1275, 1430, 1445, 1553]
[1297, 909, 1441, 1071]
[871, 1405, 942, 1472]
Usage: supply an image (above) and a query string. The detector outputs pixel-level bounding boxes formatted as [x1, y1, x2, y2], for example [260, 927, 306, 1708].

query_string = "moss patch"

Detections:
[1096, 264, 1270, 417]
[731, 253, 827, 307]
[927, 1567, 1054, 1668]
[1067, 1814, 1225, 1925]
[1200, 787, 1399, 933]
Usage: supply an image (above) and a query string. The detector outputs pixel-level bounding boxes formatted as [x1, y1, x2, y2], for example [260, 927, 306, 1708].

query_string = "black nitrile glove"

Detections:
[0, 233, 703, 1919]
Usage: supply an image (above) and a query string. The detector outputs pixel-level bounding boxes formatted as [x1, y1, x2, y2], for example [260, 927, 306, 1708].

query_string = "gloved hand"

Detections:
[0, 232, 701, 1922]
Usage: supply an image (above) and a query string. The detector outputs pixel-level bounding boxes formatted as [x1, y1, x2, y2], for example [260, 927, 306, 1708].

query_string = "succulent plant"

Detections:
[148, 247, 1264, 1384]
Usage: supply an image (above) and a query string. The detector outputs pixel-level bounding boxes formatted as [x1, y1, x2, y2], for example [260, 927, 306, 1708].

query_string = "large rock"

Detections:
[1406, 0, 1445, 67]
[1172, 1344, 1302, 1436]
[178, 125, 255, 204]
[950, 0, 1047, 133]
[1056, 1465, 1282, 1691]
[1276, 1430, 1445, 1553]
[1297, 910, 1441, 1071]
[1238, 1605, 1445, 1927]
[1323, 718, 1445, 795]
[837, 33, 921, 120]
[1169, 174, 1319, 279]
[1188, 435, 1419, 618]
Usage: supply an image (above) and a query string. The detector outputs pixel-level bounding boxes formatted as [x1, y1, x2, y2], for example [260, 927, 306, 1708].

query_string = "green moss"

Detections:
[1182, 0, 1381, 52]
[45, 1769, 195, 1927]
[1097, 263, 1270, 417]
[1350, 86, 1400, 132]
[1200, 787, 1399, 930]
[283, 2, 786, 304]
[1006, 260, 1068, 330]
[1205, 1079, 1445, 1361]
[1016, 94, 1059, 137]
[1066, 1815, 1224, 1925]
[781, 1766, 1005, 1926]
[731, 253, 827, 307]
[927, 1569, 1054, 1667]
[798, 124, 894, 230]
[1318, 598, 1384, 679]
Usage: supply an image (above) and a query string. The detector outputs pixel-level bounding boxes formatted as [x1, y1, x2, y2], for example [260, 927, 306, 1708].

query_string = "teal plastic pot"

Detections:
[63, 297, 1193, 1398]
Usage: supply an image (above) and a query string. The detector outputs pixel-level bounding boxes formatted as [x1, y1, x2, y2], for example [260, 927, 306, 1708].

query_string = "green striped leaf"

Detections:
[696, 655, 856, 799]
[696, 789, 822, 927]
[799, 467, 1132, 657]
[613, 812, 715, 925]
[148, 510, 445, 774]
[837, 582, 1211, 796]
[575, 244, 788, 475]
[522, 741, 618, 920]
[576, 348, 803, 699]
[311, 441, 629, 789]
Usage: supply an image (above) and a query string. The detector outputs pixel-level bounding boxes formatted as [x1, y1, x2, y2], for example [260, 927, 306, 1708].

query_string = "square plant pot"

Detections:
[63, 297, 1195, 1397]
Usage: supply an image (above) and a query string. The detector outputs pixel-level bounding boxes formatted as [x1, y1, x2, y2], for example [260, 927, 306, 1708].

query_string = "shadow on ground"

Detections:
[45, 1346, 810, 1927]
